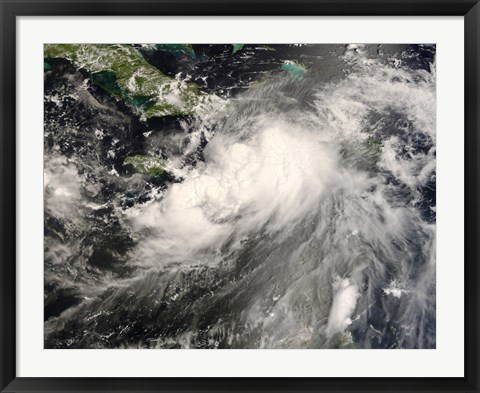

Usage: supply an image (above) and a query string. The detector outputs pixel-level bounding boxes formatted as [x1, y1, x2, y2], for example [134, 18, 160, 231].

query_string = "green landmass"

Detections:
[123, 155, 164, 176]
[44, 44, 208, 118]
[261, 45, 277, 51]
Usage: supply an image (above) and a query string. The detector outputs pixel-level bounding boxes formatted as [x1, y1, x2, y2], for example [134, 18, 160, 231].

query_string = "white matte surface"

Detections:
[17, 16, 464, 377]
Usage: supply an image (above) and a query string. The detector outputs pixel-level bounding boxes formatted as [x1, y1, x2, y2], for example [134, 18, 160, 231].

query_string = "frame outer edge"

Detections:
[0, 0, 17, 392]
[465, 1, 480, 392]
[1, 0, 479, 392]
[0, 0, 477, 16]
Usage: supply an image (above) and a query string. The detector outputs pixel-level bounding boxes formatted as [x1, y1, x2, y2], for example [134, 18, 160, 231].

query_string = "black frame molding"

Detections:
[1, 1, 479, 392]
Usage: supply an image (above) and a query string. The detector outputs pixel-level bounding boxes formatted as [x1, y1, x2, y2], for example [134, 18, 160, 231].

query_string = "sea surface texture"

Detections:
[44, 44, 436, 349]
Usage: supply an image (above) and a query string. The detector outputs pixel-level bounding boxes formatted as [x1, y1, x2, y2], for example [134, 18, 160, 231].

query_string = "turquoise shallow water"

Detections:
[281, 60, 306, 80]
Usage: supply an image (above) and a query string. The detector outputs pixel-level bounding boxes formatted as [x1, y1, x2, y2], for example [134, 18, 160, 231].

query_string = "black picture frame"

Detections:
[1, 1, 479, 392]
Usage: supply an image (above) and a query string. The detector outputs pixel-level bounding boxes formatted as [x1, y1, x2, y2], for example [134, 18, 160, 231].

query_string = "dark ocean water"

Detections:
[44, 44, 436, 349]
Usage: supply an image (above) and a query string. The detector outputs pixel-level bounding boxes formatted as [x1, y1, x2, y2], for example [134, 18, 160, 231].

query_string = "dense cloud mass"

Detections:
[44, 44, 436, 349]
